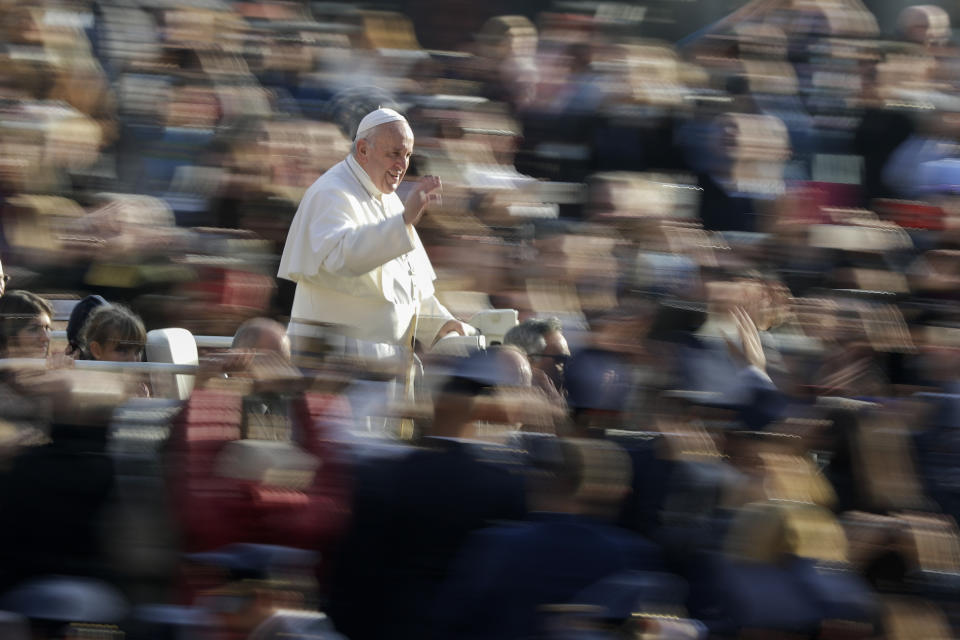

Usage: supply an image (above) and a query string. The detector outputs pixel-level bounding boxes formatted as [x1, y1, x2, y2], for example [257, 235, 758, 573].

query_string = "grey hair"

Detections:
[351, 133, 373, 156]
[502, 317, 563, 356]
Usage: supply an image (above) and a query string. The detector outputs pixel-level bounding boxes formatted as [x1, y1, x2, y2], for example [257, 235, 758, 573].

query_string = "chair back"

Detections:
[147, 328, 198, 401]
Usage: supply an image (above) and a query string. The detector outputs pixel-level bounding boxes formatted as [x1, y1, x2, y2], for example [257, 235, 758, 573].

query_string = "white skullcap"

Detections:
[354, 107, 408, 140]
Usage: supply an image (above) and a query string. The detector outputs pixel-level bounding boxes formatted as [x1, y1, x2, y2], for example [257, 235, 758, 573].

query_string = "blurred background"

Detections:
[2, 0, 960, 638]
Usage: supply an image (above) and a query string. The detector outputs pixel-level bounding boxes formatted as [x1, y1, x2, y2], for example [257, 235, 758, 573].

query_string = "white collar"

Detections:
[346, 153, 384, 201]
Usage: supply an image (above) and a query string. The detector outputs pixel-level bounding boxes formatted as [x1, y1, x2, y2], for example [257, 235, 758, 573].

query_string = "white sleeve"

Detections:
[308, 191, 416, 277]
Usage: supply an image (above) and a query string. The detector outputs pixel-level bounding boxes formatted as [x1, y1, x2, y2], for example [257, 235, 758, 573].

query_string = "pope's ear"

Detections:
[355, 138, 369, 159]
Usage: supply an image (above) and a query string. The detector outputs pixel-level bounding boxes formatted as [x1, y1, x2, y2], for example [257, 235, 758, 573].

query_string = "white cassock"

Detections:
[278, 153, 455, 364]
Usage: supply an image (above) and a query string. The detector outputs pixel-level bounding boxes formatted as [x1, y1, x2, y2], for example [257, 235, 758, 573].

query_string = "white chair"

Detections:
[146, 328, 198, 401]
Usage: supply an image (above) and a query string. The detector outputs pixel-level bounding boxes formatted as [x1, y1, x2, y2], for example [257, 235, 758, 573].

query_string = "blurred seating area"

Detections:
[2, 0, 960, 638]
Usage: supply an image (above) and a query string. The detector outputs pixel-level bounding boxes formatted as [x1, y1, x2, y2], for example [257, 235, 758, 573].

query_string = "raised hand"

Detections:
[725, 305, 766, 372]
[403, 175, 442, 226]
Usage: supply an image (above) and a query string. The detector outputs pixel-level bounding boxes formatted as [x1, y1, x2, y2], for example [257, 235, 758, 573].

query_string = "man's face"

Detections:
[356, 122, 414, 194]
[532, 329, 570, 388]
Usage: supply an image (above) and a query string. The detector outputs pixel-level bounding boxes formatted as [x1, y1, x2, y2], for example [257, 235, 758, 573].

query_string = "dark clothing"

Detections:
[913, 386, 960, 525]
[0, 425, 115, 592]
[853, 106, 915, 206]
[328, 437, 526, 640]
[689, 553, 877, 637]
[434, 512, 665, 640]
[674, 332, 787, 429]
[696, 172, 760, 232]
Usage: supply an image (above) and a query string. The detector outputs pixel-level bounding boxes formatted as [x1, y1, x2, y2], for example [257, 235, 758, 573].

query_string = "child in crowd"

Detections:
[79, 304, 146, 363]
[80, 304, 151, 396]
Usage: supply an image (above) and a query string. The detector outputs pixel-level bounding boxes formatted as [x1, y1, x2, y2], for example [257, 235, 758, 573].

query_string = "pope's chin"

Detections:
[383, 175, 402, 193]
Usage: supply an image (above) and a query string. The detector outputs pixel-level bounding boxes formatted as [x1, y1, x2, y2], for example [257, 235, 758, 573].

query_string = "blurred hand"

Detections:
[725, 306, 766, 371]
[46, 352, 75, 370]
[194, 351, 245, 388]
[403, 175, 442, 226]
[431, 319, 473, 347]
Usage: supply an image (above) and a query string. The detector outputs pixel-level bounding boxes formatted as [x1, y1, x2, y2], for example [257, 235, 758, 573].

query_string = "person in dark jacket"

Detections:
[433, 437, 665, 639]
[0, 371, 123, 593]
[328, 347, 528, 640]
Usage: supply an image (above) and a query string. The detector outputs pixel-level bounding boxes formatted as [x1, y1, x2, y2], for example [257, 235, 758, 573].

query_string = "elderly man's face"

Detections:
[357, 122, 414, 194]
[532, 329, 570, 388]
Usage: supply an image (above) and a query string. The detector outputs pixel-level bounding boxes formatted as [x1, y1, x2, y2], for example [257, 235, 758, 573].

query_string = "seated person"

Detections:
[502, 317, 569, 400]
[0, 291, 71, 449]
[231, 317, 292, 362]
[77, 304, 146, 362]
[78, 304, 150, 396]
[0, 291, 54, 360]
[193, 317, 300, 391]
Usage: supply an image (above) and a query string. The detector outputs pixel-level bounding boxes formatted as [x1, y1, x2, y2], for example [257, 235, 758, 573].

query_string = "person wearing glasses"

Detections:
[503, 317, 571, 398]
[78, 304, 150, 397]
[77, 304, 146, 363]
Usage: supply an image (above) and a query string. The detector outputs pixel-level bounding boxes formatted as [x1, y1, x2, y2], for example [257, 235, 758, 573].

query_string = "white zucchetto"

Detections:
[354, 108, 408, 140]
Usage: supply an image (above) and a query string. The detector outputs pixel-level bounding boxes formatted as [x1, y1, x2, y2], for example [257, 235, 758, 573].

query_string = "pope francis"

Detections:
[278, 108, 469, 364]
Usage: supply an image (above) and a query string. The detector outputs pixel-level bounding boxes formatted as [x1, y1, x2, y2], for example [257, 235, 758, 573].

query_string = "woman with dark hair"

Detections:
[0, 290, 54, 359]
[0, 291, 68, 457]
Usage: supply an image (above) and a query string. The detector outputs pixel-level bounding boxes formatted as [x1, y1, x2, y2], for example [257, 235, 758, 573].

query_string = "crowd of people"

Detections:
[1, 0, 960, 637]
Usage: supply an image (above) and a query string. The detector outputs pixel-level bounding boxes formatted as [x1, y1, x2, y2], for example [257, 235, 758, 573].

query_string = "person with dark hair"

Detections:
[64, 295, 108, 357]
[0, 290, 54, 359]
[0, 291, 73, 456]
[79, 304, 146, 362]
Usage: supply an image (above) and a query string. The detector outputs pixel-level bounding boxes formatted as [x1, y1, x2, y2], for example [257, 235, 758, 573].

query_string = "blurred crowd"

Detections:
[1, 0, 960, 638]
